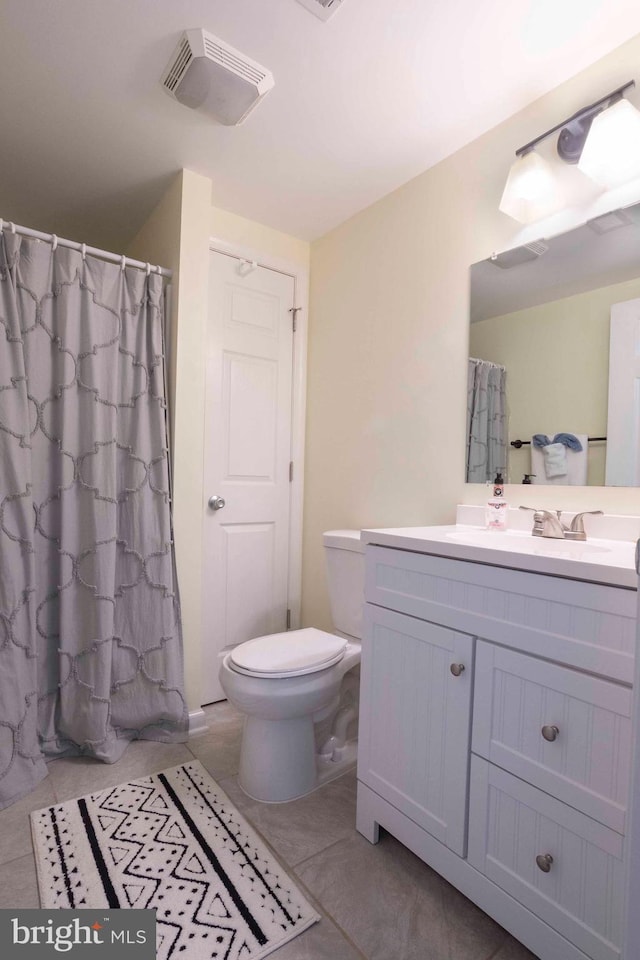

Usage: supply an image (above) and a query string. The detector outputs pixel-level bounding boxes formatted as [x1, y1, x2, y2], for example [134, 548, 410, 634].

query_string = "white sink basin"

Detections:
[445, 528, 611, 558]
[360, 514, 638, 588]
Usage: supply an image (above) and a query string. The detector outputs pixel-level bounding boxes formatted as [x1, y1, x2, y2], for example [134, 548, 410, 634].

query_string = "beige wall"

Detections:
[470, 277, 640, 486]
[130, 174, 310, 710]
[210, 206, 310, 268]
[127, 172, 182, 440]
[303, 32, 640, 632]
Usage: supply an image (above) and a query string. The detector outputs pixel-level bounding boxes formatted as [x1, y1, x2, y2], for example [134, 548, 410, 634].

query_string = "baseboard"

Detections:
[188, 709, 208, 737]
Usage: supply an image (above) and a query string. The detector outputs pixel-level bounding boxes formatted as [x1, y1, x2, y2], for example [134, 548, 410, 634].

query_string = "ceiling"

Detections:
[2, 0, 640, 252]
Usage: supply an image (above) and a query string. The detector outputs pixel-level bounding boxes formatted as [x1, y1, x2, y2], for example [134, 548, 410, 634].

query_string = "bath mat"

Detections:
[31, 761, 320, 959]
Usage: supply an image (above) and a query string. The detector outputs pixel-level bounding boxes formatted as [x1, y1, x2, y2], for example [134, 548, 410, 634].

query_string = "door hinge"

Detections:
[289, 461, 293, 482]
[286, 609, 291, 629]
[289, 306, 301, 332]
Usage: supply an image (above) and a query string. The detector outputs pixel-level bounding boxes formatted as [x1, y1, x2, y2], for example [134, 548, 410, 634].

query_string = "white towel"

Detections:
[531, 434, 588, 485]
[541, 442, 567, 478]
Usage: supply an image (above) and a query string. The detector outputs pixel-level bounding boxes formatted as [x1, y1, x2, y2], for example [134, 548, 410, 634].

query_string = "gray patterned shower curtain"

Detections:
[466, 358, 507, 482]
[0, 233, 187, 809]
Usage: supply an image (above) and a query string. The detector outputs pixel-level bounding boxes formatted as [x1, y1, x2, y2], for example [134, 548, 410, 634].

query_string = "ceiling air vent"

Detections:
[161, 29, 274, 125]
[489, 240, 549, 269]
[586, 208, 634, 235]
[296, 0, 345, 22]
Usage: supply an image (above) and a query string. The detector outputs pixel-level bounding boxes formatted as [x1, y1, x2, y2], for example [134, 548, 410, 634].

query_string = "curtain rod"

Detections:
[469, 357, 506, 370]
[0, 218, 172, 279]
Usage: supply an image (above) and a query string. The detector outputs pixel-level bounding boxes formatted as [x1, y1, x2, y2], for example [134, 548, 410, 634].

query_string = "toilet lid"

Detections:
[229, 628, 347, 678]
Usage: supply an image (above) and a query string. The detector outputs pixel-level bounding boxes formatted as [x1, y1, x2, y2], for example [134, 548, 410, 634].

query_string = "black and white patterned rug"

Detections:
[31, 761, 320, 959]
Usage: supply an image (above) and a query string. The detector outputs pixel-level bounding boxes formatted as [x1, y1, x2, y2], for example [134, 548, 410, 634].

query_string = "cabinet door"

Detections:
[358, 603, 474, 856]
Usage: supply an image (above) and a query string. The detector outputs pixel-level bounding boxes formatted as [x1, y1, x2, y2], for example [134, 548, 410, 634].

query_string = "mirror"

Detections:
[468, 202, 640, 486]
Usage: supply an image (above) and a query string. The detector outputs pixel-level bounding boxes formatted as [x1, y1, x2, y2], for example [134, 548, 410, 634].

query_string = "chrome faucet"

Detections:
[519, 507, 603, 540]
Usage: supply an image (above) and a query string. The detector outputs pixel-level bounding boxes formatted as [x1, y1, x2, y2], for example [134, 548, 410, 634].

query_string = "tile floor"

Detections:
[0, 702, 537, 960]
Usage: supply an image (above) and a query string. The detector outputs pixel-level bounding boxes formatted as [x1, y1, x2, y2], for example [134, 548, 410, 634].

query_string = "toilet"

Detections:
[219, 530, 364, 803]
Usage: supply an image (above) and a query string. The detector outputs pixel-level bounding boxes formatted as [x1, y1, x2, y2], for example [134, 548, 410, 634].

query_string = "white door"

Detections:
[605, 298, 640, 485]
[201, 251, 295, 704]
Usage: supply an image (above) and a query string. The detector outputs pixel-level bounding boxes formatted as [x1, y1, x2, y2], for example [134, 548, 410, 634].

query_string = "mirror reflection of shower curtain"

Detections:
[466, 358, 507, 482]
[0, 231, 188, 810]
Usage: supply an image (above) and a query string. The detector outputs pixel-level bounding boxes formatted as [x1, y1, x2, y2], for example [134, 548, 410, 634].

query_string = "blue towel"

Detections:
[532, 433, 583, 452]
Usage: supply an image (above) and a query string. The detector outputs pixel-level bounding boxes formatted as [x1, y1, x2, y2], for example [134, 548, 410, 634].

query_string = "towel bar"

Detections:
[510, 436, 607, 449]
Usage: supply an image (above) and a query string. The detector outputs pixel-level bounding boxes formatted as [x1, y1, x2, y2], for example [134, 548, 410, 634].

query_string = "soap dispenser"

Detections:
[485, 472, 508, 530]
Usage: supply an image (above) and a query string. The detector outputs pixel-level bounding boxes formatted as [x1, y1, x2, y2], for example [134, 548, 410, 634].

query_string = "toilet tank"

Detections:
[323, 530, 365, 640]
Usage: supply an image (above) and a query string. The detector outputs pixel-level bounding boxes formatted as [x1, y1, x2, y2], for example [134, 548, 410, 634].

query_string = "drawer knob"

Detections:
[541, 724, 559, 742]
[449, 663, 465, 677]
[535, 853, 554, 873]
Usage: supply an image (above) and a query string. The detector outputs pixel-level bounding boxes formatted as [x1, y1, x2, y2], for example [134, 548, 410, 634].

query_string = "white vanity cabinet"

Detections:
[356, 539, 638, 960]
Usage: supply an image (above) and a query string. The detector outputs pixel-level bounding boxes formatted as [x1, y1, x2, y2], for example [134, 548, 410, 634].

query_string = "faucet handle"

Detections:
[566, 510, 603, 541]
[519, 507, 564, 518]
[518, 505, 541, 519]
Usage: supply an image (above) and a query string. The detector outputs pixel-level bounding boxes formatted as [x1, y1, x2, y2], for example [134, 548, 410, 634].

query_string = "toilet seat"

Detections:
[229, 628, 347, 679]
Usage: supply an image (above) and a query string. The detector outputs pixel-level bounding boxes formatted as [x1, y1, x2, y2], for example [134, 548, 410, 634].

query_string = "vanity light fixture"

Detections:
[578, 97, 640, 188]
[500, 80, 640, 224]
[499, 151, 562, 224]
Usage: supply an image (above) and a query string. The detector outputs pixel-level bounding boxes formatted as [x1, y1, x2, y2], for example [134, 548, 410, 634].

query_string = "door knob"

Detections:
[450, 663, 465, 677]
[208, 495, 226, 511]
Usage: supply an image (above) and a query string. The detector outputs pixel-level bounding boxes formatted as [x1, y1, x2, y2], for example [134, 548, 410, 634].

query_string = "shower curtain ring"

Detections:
[145, 262, 151, 277]
[9, 222, 16, 234]
[51, 234, 58, 251]
[120, 255, 126, 273]
[0, 220, 3, 233]
[81, 243, 86, 261]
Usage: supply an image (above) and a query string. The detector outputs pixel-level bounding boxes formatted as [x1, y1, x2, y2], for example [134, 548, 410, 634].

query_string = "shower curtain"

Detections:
[0, 232, 187, 809]
[466, 358, 507, 482]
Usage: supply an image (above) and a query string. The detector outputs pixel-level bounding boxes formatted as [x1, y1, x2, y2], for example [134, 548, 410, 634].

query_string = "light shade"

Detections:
[499, 151, 563, 224]
[578, 98, 640, 188]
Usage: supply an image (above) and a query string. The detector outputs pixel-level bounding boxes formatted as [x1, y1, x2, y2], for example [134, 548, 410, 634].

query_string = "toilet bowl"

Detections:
[219, 530, 364, 803]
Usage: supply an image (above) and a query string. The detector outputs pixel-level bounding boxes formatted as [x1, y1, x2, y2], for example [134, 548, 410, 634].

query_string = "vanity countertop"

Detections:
[361, 511, 639, 589]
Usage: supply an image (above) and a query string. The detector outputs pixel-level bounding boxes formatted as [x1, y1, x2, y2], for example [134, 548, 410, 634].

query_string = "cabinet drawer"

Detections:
[468, 757, 624, 960]
[473, 642, 631, 834]
[365, 545, 636, 682]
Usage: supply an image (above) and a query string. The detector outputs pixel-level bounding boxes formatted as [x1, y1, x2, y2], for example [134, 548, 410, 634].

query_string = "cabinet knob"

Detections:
[541, 724, 559, 742]
[535, 853, 554, 873]
[449, 663, 465, 677]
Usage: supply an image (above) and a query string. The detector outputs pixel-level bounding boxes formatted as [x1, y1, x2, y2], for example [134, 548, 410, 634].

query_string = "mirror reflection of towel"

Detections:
[531, 434, 588, 485]
[542, 442, 567, 478]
